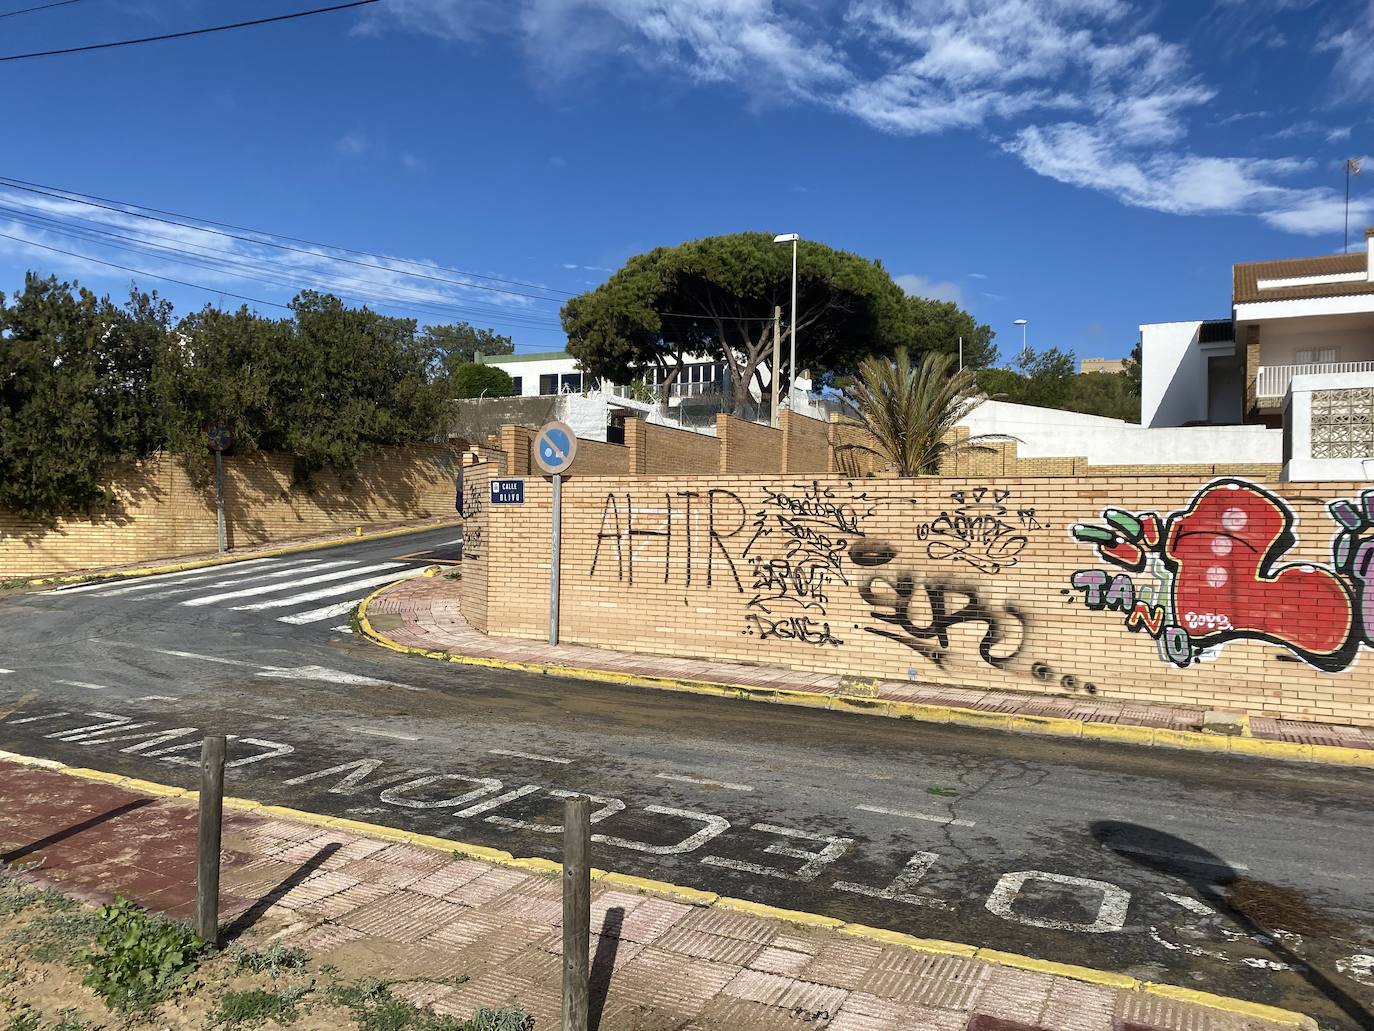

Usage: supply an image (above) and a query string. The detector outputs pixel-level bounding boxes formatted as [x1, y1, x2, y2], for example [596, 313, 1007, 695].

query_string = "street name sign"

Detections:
[490, 479, 525, 505]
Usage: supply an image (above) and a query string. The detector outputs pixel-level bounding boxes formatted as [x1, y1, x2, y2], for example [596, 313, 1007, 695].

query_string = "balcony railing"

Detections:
[1257, 361, 1374, 401]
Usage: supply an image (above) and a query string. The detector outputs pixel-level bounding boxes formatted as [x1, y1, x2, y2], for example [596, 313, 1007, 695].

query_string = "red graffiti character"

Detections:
[1164, 480, 1355, 669]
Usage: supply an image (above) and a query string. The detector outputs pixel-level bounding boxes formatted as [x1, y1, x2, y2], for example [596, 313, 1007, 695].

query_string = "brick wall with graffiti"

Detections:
[460, 468, 1374, 726]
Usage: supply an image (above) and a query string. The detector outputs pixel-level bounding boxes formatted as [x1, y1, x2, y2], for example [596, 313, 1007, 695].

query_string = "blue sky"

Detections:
[1, 0, 1370, 363]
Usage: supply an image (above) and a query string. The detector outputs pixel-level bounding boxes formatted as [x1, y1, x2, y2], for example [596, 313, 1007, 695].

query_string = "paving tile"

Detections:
[369, 843, 453, 872]
[1038, 979, 1119, 1031]
[678, 905, 780, 945]
[389, 980, 458, 1011]
[444, 866, 529, 906]
[800, 939, 885, 990]
[341, 891, 467, 943]
[721, 968, 850, 1013]
[407, 859, 490, 898]
[337, 857, 427, 889]
[609, 896, 695, 944]
[966, 967, 1056, 1024]
[612, 946, 742, 1015]
[751, 945, 816, 976]
[262, 869, 360, 910]
[1115, 992, 1256, 1031]
[657, 925, 768, 966]
[695, 996, 836, 1030]
[858, 951, 990, 1009]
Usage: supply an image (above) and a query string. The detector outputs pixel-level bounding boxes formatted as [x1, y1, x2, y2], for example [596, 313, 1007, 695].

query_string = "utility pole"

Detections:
[1346, 159, 1363, 254]
[771, 306, 782, 427]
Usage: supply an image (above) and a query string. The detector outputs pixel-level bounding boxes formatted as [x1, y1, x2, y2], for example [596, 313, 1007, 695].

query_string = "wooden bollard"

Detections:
[195, 735, 226, 945]
[562, 795, 591, 1031]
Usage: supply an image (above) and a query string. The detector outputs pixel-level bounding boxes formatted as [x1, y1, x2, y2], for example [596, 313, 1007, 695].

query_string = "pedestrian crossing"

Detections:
[41, 554, 428, 629]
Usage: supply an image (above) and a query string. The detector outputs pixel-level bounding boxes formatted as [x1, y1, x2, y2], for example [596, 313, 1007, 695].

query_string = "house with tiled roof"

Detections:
[1141, 228, 1374, 479]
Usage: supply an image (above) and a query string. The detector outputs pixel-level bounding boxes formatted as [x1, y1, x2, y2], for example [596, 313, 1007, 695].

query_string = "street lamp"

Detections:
[1013, 318, 1028, 355]
[774, 232, 800, 410]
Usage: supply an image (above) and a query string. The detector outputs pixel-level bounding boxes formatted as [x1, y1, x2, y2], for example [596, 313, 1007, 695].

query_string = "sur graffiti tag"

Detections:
[1068, 478, 1374, 672]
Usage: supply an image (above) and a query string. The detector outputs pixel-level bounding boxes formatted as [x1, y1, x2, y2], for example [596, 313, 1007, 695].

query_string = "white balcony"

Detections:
[1257, 361, 1374, 401]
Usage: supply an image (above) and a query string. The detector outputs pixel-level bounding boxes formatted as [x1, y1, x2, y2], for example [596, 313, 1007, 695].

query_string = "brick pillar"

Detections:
[716, 413, 731, 473]
[498, 424, 533, 475]
[624, 418, 647, 475]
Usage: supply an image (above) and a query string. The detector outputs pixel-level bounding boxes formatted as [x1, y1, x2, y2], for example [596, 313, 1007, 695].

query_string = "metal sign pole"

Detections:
[549, 472, 562, 645]
[214, 450, 227, 554]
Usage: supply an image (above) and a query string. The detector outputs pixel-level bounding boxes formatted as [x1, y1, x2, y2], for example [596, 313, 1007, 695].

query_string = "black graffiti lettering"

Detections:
[914, 489, 1044, 574]
[744, 613, 843, 647]
[590, 493, 625, 580]
[860, 574, 1029, 670]
[707, 489, 745, 591]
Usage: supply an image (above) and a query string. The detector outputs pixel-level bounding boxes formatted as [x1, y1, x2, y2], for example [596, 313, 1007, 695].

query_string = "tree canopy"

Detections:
[450, 362, 516, 399]
[422, 322, 514, 392]
[975, 345, 1140, 423]
[0, 273, 474, 520]
[906, 296, 998, 369]
[561, 233, 915, 413]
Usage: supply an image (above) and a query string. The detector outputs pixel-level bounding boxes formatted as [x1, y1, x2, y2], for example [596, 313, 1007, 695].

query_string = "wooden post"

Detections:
[195, 735, 226, 945]
[562, 795, 591, 1031]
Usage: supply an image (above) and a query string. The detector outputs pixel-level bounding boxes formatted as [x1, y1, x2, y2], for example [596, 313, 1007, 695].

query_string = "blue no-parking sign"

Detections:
[534, 421, 578, 476]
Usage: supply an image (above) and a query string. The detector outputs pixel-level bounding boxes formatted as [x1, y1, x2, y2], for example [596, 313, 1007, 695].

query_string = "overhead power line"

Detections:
[0, 0, 82, 21]
[0, 176, 573, 303]
[0, 0, 380, 62]
[0, 229, 289, 310]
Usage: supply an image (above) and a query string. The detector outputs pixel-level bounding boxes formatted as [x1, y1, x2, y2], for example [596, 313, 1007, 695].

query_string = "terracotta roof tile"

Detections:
[1233, 251, 1373, 304]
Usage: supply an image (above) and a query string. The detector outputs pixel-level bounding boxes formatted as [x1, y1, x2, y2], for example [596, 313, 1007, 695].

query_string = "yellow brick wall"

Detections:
[1, 443, 462, 578]
[717, 415, 783, 474]
[625, 419, 720, 476]
[780, 412, 830, 473]
[460, 467, 1374, 727]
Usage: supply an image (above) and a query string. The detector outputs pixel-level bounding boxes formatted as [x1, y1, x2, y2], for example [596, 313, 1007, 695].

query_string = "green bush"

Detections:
[449, 363, 516, 400]
[81, 897, 205, 1012]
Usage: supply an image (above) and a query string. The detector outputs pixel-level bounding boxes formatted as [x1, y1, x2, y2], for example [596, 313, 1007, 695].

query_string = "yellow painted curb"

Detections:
[839, 923, 977, 957]
[23, 519, 463, 589]
[715, 896, 846, 929]
[223, 796, 265, 812]
[1229, 737, 1311, 762]
[0, 748, 1317, 1030]
[1308, 742, 1374, 768]
[974, 949, 1139, 990]
[1143, 983, 1315, 1028]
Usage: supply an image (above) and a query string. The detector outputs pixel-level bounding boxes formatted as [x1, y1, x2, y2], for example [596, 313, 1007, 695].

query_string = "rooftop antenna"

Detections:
[1345, 158, 1362, 254]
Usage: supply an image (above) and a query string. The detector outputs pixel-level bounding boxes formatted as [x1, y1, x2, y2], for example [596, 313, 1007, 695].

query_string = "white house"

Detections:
[1141, 228, 1374, 430]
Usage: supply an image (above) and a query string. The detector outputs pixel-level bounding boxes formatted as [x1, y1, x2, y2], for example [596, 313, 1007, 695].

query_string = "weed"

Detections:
[3, 1010, 38, 1031]
[466, 1009, 534, 1031]
[926, 786, 958, 797]
[210, 982, 312, 1028]
[0, 882, 76, 918]
[81, 897, 205, 1013]
[49, 1010, 96, 1031]
[231, 944, 308, 978]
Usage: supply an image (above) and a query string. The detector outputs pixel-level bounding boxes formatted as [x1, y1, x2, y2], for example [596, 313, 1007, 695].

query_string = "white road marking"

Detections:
[488, 790, 624, 833]
[835, 851, 951, 909]
[276, 598, 366, 625]
[97, 559, 335, 598]
[856, 803, 975, 828]
[184, 562, 401, 606]
[55, 680, 107, 690]
[3, 712, 70, 724]
[40, 557, 281, 594]
[139, 648, 267, 668]
[232, 567, 425, 611]
[655, 772, 754, 792]
[331, 625, 355, 634]
[1104, 842, 1247, 873]
[354, 727, 421, 742]
[129, 695, 178, 703]
[986, 870, 1131, 934]
[703, 823, 853, 882]
[1161, 892, 1216, 917]
[0, 669, 13, 675]
[490, 748, 573, 765]
[137, 560, 347, 600]
[256, 665, 422, 691]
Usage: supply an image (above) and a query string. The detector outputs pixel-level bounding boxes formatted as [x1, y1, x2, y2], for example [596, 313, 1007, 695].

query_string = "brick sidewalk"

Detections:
[366, 577, 1374, 756]
[0, 758, 1311, 1031]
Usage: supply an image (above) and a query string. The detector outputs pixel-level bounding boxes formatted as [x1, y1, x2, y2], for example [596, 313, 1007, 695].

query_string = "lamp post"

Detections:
[774, 233, 800, 410]
[1013, 318, 1028, 358]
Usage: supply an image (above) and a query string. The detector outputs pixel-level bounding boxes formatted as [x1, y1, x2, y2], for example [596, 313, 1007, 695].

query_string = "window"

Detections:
[560, 372, 583, 392]
[510, 376, 523, 395]
[539, 373, 558, 395]
[1296, 348, 1340, 367]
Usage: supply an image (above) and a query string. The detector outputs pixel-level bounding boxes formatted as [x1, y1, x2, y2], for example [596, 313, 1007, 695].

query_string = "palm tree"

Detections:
[838, 348, 998, 476]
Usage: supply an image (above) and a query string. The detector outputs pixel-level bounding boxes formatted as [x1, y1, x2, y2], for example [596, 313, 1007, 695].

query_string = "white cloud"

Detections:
[968, 272, 988, 279]
[896, 272, 963, 305]
[364, 0, 1369, 237]
[336, 131, 370, 157]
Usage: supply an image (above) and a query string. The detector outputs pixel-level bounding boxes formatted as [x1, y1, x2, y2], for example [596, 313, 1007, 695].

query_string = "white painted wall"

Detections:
[482, 355, 584, 398]
[959, 400, 1281, 466]
[1140, 321, 1207, 428]
[1282, 370, 1374, 481]
[1250, 312, 1374, 367]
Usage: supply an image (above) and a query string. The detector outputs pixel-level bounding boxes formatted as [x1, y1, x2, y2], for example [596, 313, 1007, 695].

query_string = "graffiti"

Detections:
[859, 573, 1030, 670]
[744, 613, 843, 648]
[1069, 478, 1374, 671]
[590, 489, 745, 591]
[738, 482, 873, 647]
[462, 477, 485, 560]
[913, 487, 1047, 574]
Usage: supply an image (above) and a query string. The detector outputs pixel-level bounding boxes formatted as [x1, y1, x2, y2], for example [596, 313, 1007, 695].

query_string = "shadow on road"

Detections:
[222, 842, 340, 941]
[589, 905, 624, 1031]
[0, 799, 154, 867]
[1090, 820, 1372, 1031]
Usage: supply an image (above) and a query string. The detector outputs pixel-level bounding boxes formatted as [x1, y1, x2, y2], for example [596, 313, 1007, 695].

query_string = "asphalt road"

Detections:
[2, 526, 1373, 1029]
